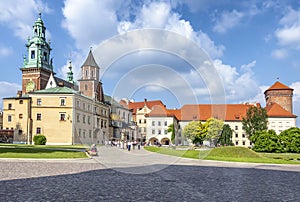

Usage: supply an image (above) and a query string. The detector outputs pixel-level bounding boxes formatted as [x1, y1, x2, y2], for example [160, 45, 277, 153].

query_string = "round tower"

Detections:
[264, 81, 293, 113]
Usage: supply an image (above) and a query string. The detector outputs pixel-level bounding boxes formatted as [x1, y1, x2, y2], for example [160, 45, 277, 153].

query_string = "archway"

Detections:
[161, 137, 170, 145]
[148, 137, 159, 146]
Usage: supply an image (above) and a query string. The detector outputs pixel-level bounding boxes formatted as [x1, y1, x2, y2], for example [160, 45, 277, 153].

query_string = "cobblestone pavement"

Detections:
[0, 146, 300, 201]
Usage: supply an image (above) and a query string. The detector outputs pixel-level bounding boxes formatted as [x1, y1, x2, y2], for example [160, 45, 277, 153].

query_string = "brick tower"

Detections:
[20, 13, 53, 94]
[264, 81, 294, 113]
[78, 49, 105, 102]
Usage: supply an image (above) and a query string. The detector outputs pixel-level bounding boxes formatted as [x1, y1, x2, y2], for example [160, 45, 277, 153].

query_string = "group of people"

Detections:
[105, 140, 142, 151]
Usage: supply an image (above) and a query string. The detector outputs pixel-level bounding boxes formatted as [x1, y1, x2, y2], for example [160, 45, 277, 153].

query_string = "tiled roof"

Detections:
[30, 86, 79, 94]
[265, 103, 297, 118]
[146, 105, 174, 117]
[124, 99, 166, 115]
[265, 81, 293, 93]
[178, 104, 257, 121]
[82, 50, 99, 67]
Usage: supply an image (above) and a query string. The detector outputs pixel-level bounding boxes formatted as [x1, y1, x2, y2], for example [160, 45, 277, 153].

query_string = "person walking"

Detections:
[127, 141, 132, 151]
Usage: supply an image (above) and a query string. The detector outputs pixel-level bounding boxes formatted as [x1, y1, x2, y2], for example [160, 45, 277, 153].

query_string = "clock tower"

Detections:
[21, 13, 53, 94]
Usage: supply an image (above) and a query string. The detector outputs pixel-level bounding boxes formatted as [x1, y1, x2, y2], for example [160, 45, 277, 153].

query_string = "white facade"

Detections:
[267, 117, 296, 134]
[146, 116, 173, 145]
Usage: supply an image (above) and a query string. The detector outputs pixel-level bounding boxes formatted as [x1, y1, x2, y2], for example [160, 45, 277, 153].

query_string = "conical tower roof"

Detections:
[264, 81, 293, 94]
[82, 50, 99, 68]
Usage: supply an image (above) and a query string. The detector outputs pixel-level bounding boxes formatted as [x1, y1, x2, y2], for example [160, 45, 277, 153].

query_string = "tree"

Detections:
[206, 118, 224, 146]
[183, 121, 207, 144]
[251, 130, 283, 153]
[242, 105, 268, 141]
[279, 127, 300, 153]
[167, 123, 175, 144]
[217, 124, 234, 146]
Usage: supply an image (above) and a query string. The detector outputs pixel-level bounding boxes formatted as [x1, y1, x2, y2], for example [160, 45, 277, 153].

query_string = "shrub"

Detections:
[33, 135, 47, 145]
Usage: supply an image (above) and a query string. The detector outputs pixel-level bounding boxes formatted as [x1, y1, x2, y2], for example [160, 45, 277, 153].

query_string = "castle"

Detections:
[1, 14, 297, 146]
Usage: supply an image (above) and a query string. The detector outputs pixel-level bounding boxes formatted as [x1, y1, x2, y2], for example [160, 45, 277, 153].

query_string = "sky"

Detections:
[0, 0, 300, 125]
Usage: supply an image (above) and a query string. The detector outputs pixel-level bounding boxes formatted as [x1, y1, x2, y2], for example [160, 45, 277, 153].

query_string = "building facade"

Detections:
[2, 14, 109, 145]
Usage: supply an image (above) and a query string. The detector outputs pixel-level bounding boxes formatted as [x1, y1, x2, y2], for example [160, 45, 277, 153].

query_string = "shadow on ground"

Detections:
[0, 163, 300, 201]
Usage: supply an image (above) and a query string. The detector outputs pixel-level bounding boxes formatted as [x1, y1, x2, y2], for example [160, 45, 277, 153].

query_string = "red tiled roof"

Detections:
[121, 99, 166, 115]
[178, 104, 258, 121]
[265, 81, 293, 93]
[265, 103, 297, 118]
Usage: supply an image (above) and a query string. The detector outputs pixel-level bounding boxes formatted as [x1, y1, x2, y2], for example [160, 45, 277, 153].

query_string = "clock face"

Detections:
[26, 81, 35, 92]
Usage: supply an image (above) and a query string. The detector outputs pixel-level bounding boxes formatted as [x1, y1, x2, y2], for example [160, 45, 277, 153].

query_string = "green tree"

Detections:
[206, 118, 224, 146]
[242, 105, 268, 141]
[167, 123, 175, 144]
[279, 127, 300, 153]
[251, 130, 283, 153]
[217, 124, 234, 146]
[183, 121, 207, 144]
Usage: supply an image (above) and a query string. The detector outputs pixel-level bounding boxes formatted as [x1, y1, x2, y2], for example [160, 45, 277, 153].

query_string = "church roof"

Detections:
[82, 50, 99, 67]
[265, 81, 293, 93]
[30, 86, 79, 94]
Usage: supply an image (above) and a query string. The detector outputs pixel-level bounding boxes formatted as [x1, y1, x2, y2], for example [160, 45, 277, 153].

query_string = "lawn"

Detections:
[144, 146, 300, 164]
[0, 144, 88, 158]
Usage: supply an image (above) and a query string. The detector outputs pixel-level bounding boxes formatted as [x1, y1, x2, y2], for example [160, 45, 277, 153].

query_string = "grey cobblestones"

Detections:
[0, 147, 299, 201]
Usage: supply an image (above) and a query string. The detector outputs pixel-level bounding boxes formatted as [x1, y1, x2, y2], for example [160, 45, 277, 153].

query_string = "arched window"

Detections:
[85, 84, 88, 91]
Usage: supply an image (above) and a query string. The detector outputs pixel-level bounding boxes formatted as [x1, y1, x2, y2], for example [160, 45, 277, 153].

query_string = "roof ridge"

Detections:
[82, 50, 99, 67]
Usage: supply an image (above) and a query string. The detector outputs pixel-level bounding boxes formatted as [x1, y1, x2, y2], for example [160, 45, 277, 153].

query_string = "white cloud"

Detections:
[0, 0, 51, 40]
[213, 10, 244, 34]
[0, 46, 13, 57]
[271, 49, 288, 59]
[0, 81, 21, 109]
[62, 0, 120, 51]
[275, 7, 300, 49]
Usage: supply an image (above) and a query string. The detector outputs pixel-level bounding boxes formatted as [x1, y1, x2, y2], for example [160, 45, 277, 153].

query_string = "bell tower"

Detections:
[78, 49, 105, 102]
[21, 13, 53, 94]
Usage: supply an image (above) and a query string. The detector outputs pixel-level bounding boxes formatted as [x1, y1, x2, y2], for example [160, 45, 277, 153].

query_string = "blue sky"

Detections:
[0, 0, 300, 125]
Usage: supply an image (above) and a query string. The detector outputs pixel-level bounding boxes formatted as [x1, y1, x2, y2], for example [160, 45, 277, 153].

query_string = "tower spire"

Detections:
[67, 60, 74, 83]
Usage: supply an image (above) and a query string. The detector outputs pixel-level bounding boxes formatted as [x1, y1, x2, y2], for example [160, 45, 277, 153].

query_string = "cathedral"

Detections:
[2, 14, 110, 145]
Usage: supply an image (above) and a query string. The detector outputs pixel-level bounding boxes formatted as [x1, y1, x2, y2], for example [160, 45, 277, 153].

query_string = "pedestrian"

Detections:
[128, 141, 131, 151]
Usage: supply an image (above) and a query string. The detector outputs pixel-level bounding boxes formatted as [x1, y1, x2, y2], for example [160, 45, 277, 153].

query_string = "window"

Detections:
[83, 115, 86, 124]
[8, 103, 12, 110]
[77, 114, 80, 123]
[18, 130, 22, 135]
[88, 116, 91, 125]
[78, 129, 81, 137]
[235, 126, 238, 130]
[60, 113, 66, 121]
[235, 141, 238, 146]
[144, 127, 146, 132]
[77, 100, 80, 107]
[164, 121, 168, 126]
[242, 134, 246, 138]
[37, 98, 42, 105]
[36, 113, 42, 120]
[31, 50, 35, 59]
[144, 119, 146, 124]
[164, 130, 167, 135]
[152, 129, 155, 134]
[89, 130, 92, 138]
[158, 121, 161, 126]
[8, 115, 12, 122]
[139, 119, 141, 124]
[36, 127, 41, 134]
[235, 133, 238, 138]
[242, 141, 246, 146]
[104, 120, 107, 128]
[152, 121, 155, 126]
[88, 105, 90, 111]
[19, 114, 23, 119]
[83, 103, 86, 110]
[85, 70, 88, 78]
[83, 130, 86, 138]
[158, 130, 161, 135]
[19, 100, 23, 104]
[60, 98, 66, 106]
[84, 84, 88, 91]
[43, 52, 47, 61]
